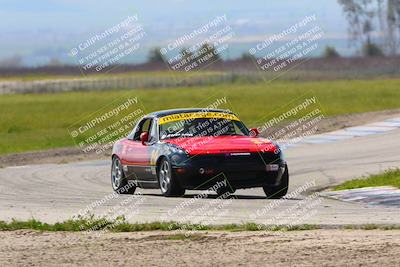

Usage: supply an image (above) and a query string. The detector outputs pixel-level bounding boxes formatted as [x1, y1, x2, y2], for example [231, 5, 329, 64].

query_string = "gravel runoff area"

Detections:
[1, 230, 399, 266]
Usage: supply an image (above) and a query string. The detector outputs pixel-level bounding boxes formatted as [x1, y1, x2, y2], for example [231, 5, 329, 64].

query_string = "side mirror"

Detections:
[249, 128, 259, 137]
[140, 131, 149, 145]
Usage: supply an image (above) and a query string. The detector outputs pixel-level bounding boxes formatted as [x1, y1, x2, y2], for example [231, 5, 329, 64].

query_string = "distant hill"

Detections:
[0, 0, 349, 67]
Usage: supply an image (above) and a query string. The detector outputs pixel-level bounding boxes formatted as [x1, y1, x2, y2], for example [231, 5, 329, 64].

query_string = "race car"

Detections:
[111, 108, 289, 198]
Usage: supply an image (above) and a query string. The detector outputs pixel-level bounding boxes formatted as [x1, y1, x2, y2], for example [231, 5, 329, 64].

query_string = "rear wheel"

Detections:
[111, 157, 136, 194]
[158, 158, 185, 197]
[263, 165, 289, 199]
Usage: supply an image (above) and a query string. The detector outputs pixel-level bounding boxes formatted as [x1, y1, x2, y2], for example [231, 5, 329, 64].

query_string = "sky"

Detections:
[0, 0, 350, 66]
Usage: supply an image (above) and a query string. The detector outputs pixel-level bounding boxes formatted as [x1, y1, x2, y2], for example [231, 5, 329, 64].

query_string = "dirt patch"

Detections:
[264, 108, 400, 138]
[0, 230, 399, 266]
[1, 108, 400, 168]
[314, 108, 400, 134]
[0, 147, 109, 168]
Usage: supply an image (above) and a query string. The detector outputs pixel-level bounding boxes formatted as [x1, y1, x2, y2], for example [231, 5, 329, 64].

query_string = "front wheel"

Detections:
[158, 158, 185, 197]
[111, 156, 136, 194]
[263, 165, 289, 199]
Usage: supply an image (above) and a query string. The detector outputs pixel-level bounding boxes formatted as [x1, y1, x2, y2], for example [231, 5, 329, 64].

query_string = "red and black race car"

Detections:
[111, 108, 289, 198]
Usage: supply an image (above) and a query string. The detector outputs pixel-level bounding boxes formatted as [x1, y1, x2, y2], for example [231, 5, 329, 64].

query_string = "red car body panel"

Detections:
[164, 136, 277, 155]
[117, 139, 151, 166]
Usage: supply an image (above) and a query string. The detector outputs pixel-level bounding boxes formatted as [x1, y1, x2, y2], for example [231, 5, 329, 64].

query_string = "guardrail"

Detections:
[0, 73, 248, 94]
[1, 67, 400, 94]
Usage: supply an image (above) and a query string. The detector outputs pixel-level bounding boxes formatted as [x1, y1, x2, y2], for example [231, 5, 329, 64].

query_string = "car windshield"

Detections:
[159, 116, 249, 140]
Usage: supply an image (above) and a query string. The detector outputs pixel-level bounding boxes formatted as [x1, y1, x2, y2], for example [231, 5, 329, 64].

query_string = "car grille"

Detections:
[189, 152, 281, 171]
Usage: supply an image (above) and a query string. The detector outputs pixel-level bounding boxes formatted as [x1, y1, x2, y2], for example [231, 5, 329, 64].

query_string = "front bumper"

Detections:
[172, 152, 286, 190]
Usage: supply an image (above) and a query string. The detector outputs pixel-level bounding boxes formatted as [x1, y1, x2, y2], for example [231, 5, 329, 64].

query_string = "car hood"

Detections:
[163, 136, 277, 155]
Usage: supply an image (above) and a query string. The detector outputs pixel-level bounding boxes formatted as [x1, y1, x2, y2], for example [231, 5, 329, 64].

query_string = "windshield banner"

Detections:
[158, 112, 240, 125]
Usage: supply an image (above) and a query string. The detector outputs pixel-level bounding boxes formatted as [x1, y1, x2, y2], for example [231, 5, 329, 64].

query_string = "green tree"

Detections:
[198, 43, 221, 63]
[180, 48, 194, 62]
[240, 52, 256, 61]
[338, 0, 400, 55]
[362, 41, 384, 56]
[148, 47, 164, 63]
[323, 46, 341, 58]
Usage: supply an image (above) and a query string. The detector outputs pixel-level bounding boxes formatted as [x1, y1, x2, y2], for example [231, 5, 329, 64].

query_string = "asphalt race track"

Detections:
[1, 128, 400, 226]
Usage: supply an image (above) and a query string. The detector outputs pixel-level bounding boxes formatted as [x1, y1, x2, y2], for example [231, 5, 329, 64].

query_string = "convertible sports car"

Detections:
[111, 108, 289, 198]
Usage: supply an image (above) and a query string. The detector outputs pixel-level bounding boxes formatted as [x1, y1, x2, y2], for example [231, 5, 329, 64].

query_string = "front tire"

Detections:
[263, 165, 289, 199]
[111, 156, 136, 194]
[158, 158, 185, 197]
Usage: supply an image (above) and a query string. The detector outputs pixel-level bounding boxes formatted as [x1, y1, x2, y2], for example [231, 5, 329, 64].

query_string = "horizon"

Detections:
[0, 0, 354, 67]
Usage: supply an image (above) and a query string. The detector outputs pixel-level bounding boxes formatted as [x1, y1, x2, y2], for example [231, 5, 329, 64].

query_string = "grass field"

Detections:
[1, 218, 399, 232]
[0, 217, 319, 232]
[333, 169, 400, 191]
[1, 78, 400, 155]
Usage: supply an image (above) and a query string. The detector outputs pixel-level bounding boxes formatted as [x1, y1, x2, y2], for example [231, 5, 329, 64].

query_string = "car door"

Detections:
[123, 117, 157, 183]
